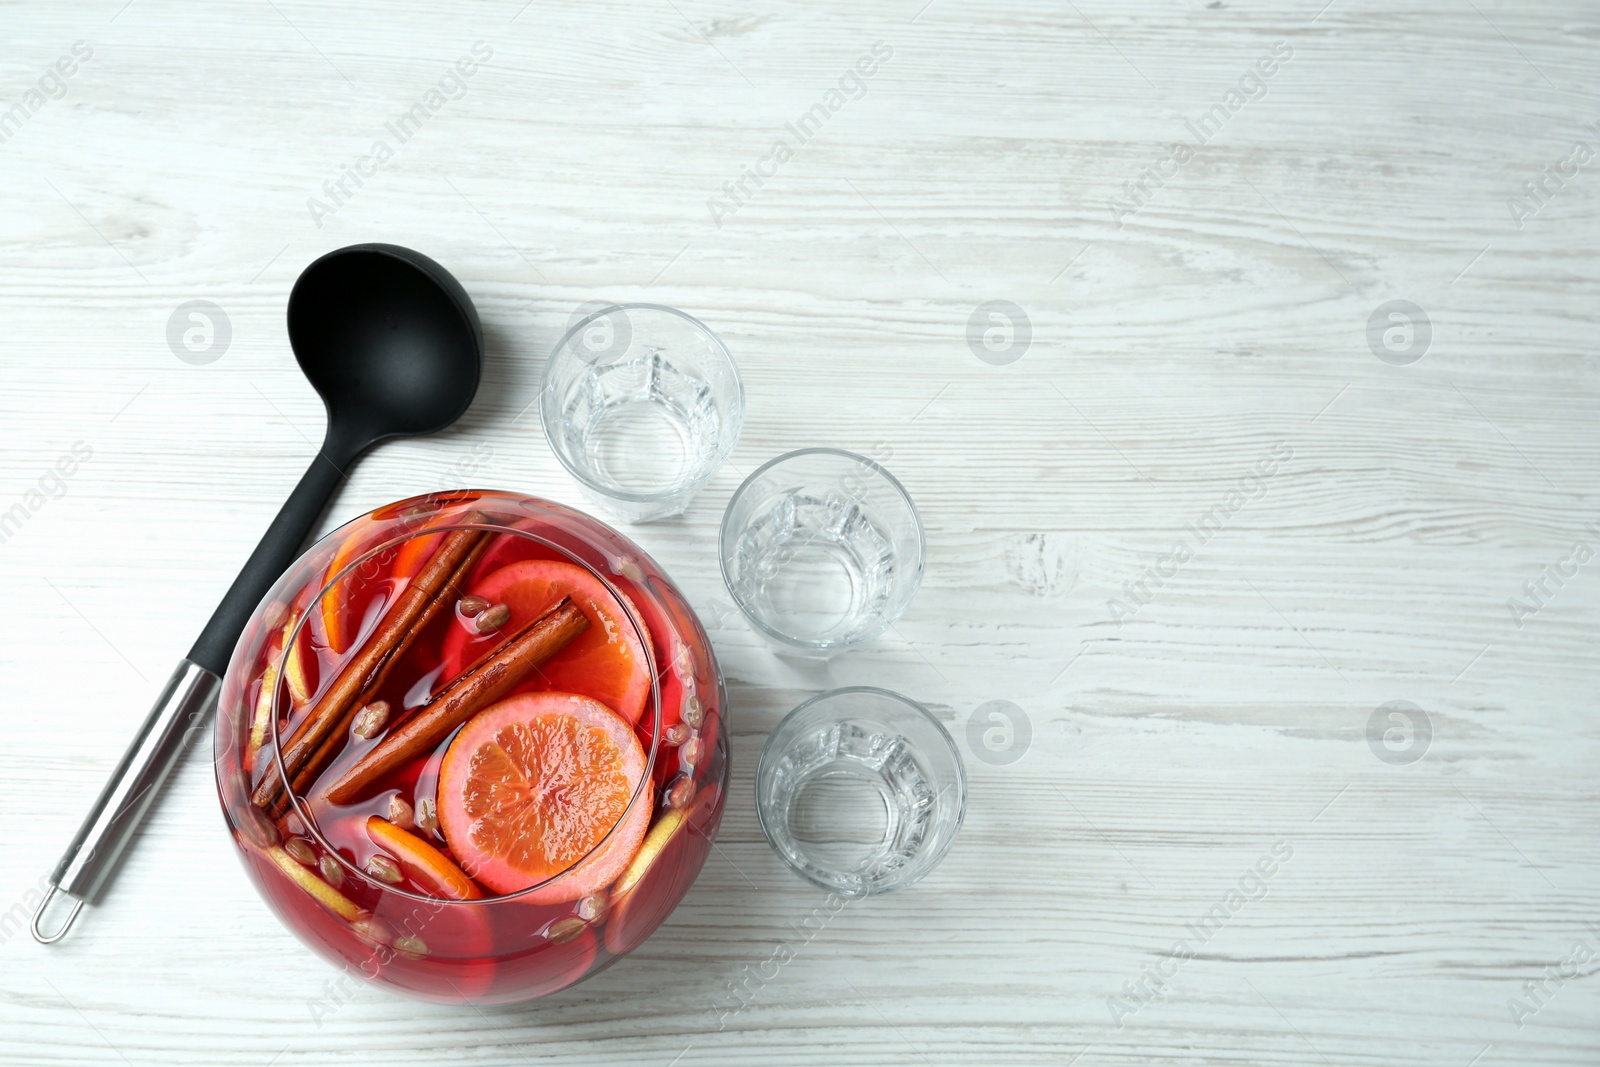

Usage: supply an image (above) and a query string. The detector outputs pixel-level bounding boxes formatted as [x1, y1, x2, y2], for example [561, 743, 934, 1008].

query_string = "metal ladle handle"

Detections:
[34, 442, 354, 944]
[32, 661, 220, 943]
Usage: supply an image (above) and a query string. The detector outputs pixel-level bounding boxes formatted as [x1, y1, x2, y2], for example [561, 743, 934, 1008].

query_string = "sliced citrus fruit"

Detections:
[318, 523, 398, 655]
[392, 508, 474, 581]
[262, 844, 365, 922]
[392, 530, 443, 581]
[283, 614, 314, 707]
[367, 815, 483, 900]
[248, 616, 291, 751]
[466, 525, 544, 580]
[438, 692, 651, 903]
[604, 785, 719, 955]
[439, 560, 652, 725]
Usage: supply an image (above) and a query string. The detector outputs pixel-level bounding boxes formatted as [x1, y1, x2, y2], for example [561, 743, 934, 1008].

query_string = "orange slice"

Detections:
[366, 815, 483, 900]
[318, 523, 394, 655]
[439, 560, 652, 725]
[438, 692, 650, 902]
[392, 530, 443, 581]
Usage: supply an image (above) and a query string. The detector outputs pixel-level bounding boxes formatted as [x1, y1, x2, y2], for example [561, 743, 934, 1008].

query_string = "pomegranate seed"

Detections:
[364, 855, 402, 884]
[671, 642, 694, 680]
[353, 700, 391, 740]
[666, 775, 694, 809]
[353, 917, 392, 945]
[387, 795, 415, 830]
[394, 933, 428, 957]
[476, 604, 511, 632]
[545, 917, 587, 944]
[416, 797, 439, 833]
[238, 805, 280, 848]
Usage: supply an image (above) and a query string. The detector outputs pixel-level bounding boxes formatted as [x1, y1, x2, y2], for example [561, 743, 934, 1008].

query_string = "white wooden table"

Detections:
[2, 1, 1596, 1063]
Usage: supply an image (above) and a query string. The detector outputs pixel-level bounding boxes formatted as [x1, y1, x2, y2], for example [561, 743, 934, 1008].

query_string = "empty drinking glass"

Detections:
[541, 304, 743, 523]
[719, 448, 924, 657]
[756, 687, 966, 897]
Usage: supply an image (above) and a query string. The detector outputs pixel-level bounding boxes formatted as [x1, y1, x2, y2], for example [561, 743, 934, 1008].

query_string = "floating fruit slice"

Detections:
[246, 610, 322, 768]
[263, 844, 365, 922]
[248, 613, 293, 751]
[318, 523, 399, 655]
[604, 785, 719, 955]
[392, 507, 475, 581]
[366, 819, 483, 902]
[462, 520, 557, 582]
[392, 530, 444, 581]
[283, 615, 314, 707]
[440, 560, 652, 725]
[438, 693, 650, 903]
[367, 815, 483, 900]
[317, 525, 375, 656]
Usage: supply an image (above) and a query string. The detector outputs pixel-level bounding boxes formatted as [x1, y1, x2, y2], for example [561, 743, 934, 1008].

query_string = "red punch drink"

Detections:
[214, 491, 726, 1003]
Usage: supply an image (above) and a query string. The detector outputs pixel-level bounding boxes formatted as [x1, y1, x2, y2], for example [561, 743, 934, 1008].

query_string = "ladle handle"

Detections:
[36, 444, 355, 942]
[187, 447, 352, 675]
[34, 660, 219, 941]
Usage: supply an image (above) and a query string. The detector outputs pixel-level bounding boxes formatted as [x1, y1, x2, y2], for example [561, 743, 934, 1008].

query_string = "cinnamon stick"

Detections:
[285, 575, 517, 804]
[321, 597, 589, 805]
[252, 516, 490, 813]
[264, 534, 492, 817]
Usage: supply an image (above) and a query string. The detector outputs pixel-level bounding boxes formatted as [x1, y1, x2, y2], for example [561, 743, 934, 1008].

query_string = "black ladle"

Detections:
[33, 244, 482, 943]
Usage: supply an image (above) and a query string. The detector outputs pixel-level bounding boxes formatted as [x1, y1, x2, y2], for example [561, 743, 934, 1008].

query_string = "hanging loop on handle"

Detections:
[30, 885, 85, 945]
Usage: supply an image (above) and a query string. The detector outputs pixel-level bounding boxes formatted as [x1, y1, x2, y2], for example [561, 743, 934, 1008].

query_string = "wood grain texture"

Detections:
[1, 0, 1597, 1064]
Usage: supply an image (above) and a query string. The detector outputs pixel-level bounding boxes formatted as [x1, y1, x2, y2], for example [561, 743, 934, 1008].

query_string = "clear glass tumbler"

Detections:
[540, 304, 744, 523]
[755, 687, 965, 897]
[719, 448, 924, 657]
